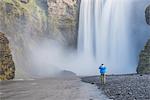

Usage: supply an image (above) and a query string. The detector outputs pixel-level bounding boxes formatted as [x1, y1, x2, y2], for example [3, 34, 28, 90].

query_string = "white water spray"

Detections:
[78, 0, 149, 74]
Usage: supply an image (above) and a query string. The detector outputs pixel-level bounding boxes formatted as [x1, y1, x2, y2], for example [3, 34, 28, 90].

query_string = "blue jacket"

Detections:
[99, 66, 107, 74]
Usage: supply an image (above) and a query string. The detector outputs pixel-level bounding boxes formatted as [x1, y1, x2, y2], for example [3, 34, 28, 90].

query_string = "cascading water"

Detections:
[1, 0, 149, 77]
[78, 0, 94, 57]
[78, 0, 150, 74]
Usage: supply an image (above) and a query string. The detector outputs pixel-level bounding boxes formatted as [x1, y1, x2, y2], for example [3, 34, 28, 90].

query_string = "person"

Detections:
[99, 64, 107, 84]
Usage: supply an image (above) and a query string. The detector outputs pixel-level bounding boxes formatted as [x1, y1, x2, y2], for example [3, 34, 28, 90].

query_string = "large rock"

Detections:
[137, 5, 150, 74]
[0, 32, 15, 80]
[137, 39, 150, 74]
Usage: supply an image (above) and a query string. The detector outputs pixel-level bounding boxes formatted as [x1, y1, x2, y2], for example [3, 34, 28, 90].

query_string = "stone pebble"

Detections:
[82, 74, 150, 100]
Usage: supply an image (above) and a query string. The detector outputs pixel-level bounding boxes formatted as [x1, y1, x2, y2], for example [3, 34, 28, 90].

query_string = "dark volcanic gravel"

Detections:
[81, 74, 150, 100]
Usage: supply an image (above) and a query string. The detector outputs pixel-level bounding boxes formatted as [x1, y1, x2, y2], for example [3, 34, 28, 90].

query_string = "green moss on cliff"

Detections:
[3, 0, 33, 13]
[0, 32, 15, 80]
[3, 0, 45, 15]
[3, 0, 14, 4]
[1, 0, 47, 24]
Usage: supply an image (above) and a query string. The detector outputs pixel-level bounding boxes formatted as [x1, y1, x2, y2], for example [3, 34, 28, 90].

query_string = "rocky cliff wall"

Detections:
[137, 5, 150, 74]
[0, 0, 80, 78]
[47, 0, 80, 48]
[0, 0, 49, 78]
[0, 32, 15, 80]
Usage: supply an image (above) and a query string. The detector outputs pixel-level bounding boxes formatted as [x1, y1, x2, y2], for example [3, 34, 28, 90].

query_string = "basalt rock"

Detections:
[145, 5, 150, 25]
[137, 5, 150, 74]
[0, 32, 15, 80]
[137, 39, 150, 74]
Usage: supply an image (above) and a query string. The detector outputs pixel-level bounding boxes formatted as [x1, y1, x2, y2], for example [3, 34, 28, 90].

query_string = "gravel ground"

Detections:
[81, 74, 150, 100]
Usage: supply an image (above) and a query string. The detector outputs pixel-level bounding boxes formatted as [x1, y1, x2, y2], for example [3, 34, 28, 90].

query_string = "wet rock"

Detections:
[82, 74, 150, 100]
[0, 32, 15, 80]
[20, 0, 29, 4]
[137, 40, 150, 74]
[145, 5, 150, 25]
[137, 5, 150, 74]
[137, 39, 150, 74]
[91, 82, 95, 84]
[128, 92, 132, 95]
[59, 70, 76, 77]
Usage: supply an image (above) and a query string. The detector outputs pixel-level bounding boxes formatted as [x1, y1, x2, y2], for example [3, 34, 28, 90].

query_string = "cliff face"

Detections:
[47, 0, 79, 47]
[137, 5, 150, 74]
[0, 32, 15, 80]
[0, 0, 79, 78]
[0, 0, 49, 78]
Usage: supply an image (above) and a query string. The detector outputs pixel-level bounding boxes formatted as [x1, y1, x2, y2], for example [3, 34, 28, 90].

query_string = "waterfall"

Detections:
[78, 0, 141, 74]
[78, 0, 94, 57]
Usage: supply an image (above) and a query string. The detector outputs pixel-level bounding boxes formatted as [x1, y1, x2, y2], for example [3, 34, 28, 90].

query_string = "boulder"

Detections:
[137, 39, 150, 74]
[137, 5, 150, 74]
[0, 32, 15, 80]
